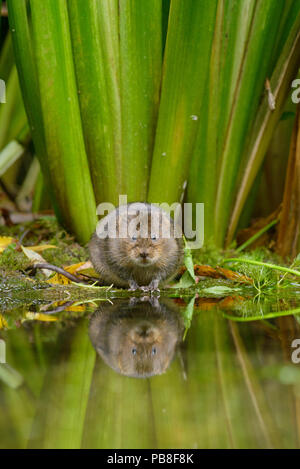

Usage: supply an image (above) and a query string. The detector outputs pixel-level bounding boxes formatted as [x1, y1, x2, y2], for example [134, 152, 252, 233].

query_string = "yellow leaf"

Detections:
[47, 262, 87, 285]
[21, 246, 53, 277]
[40, 301, 85, 313]
[47, 273, 71, 285]
[0, 314, 8, 329]
[74, 261, 99, 279]
[25, 245, 57, 252]
[24, 313, 58, 322]
[0, 236, 15, 253]
[64, 304, 86, 312]
[64, 262, 87, 274]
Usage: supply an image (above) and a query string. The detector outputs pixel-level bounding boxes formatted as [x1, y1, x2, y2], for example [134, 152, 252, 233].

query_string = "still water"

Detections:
[0, 291, 300, 449]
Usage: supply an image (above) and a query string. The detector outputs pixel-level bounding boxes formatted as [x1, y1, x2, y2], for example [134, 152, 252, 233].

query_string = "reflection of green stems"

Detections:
[224, 307, 300, 322]
[229, 322, 280, 448]
[182, 296, 195, 340]
[236, 219, 278, 253]
[278, 257, 300, 286]
[224, 258, 300, 278]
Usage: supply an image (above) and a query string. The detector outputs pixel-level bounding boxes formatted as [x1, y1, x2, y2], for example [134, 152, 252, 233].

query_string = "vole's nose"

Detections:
[140, 251, 148, 259]
[138, 325, 150, 337]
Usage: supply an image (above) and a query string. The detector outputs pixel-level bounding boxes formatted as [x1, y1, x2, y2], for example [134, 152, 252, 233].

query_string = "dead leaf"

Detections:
[25, 244, 57, 253]
[21, 246, 53, 277]
[24, 313, 58, 322]
[179, 264, 253, 284]
[47, 262, 87, 285]
[0, 314, 8, 329]
[0, 236, 15, 253]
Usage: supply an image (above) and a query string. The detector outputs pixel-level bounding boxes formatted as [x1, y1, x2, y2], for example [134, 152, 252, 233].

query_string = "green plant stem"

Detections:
[224, 258, 300, 278]
[29, 0, 97, 243]
[215, 0, 285, 245]
[224, 307, 300, 322]
[68, 0, 122, 205]
[148, 0, 218, 204]
[7, 0, 60, 219]
[236, 219, 278, 253]
[226, 10, 300, 244]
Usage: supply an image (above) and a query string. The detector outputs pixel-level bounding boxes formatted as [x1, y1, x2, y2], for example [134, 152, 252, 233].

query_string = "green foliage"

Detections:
[5, 0, 300, 247]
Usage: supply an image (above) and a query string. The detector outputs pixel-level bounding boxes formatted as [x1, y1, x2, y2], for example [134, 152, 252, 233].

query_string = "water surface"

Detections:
[0, 290, 300, 449]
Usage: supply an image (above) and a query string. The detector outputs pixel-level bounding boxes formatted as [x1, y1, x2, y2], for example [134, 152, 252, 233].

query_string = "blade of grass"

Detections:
[0, 65, 25, 149]
[68, 0, 122, 205]
[215, 0, 285, 245]
[187, 0, 227, 241]
[29, 0, 96, 243]
[236, 219, 278, 253]
[148, 0, 218, 204]
[119, 0, 162, 201]
[224, 257, 300, 278]
[277, 105, 300, 258]
[7, 0, 60, 219]
[226, 8, 300, 244]
[223, 307, 300, 322]
[0, 139, 24, 176]
[0, 31, 14, 82]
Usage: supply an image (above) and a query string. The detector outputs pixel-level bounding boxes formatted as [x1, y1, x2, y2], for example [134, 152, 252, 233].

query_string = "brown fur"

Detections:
[89, 203, 183, 289]
[89, 298, 184, 378]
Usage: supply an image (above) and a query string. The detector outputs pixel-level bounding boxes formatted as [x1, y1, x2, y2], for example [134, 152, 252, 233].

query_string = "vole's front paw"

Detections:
[141, 279, 160, 292]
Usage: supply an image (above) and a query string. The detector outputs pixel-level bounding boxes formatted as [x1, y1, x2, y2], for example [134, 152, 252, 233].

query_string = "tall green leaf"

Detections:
[68, 0, 122, 205]
[214, 0, 285, 245]
[119, 0, 162, 201]
[148, 0, 218, 204]
[7, 0, 60, 220]
[29, 0, 96, 243]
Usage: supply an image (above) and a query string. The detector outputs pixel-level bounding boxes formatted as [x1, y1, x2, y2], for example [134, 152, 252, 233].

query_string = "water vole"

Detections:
[89, 202, 183, 290]
[89, 297, 184, 377]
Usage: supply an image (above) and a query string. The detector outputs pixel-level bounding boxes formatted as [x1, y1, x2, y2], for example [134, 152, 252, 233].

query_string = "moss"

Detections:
[193, 242, 225, 266]
[0, 244, 31, 271]
[0, 217, 89, 274]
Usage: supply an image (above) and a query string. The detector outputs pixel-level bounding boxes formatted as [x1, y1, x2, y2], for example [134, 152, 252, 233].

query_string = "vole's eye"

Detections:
[132, 348, 137, 355]
[152, 347, 157, 355]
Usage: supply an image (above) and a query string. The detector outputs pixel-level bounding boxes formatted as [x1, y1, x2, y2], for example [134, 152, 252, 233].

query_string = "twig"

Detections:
[30, 263, 84, 284]
[42, 301, 75, 315]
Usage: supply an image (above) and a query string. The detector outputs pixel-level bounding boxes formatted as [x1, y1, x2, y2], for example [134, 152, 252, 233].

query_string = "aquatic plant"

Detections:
[3, 0, 299, 248]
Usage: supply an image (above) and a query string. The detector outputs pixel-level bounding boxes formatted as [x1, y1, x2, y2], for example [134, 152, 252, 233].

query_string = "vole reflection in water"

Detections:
[89, 297, 184, 378]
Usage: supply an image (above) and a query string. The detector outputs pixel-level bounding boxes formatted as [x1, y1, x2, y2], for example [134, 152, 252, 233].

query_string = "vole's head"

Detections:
[116, 203, 180, 268]
[89, 299, 184, 378]
[122, 235, 164, 267]
[117, 319, 170, 376]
